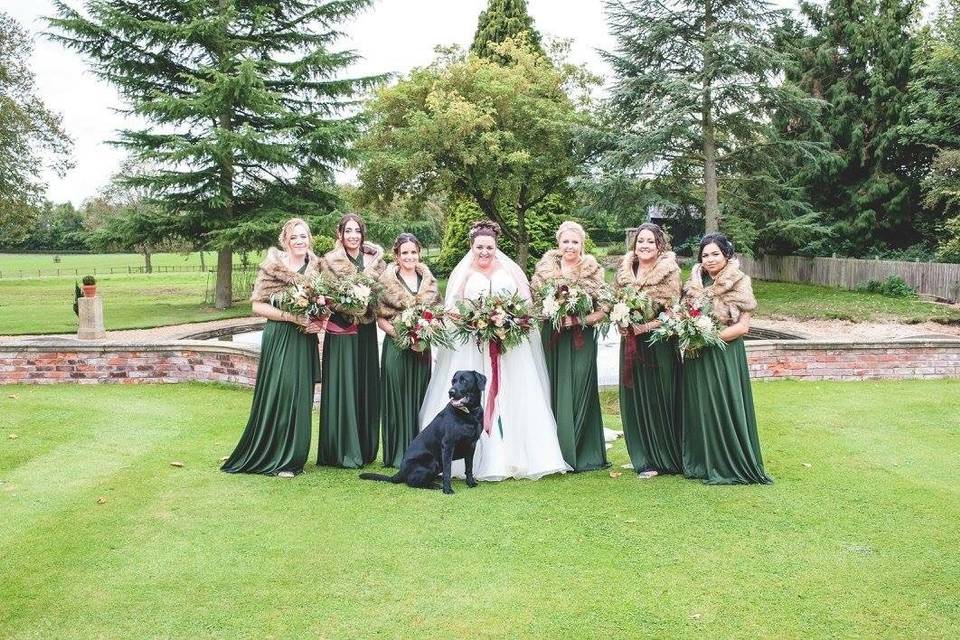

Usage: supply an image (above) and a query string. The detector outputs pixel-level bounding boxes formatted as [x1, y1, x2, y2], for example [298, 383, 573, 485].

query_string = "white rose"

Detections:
[400, 308, 415, 324]
[352, 284, 371, 303]
[542, 297, 559, 318]
[695, 315, 715, 333]
[610, 302, 630, 326]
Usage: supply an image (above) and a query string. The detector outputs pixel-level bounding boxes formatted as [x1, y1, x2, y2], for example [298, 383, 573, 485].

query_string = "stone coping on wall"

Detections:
[0, 337, 958, 386]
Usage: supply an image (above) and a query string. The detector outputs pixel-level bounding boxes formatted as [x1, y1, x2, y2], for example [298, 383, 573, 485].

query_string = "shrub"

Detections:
[81, 275, 96, 286]
[313, 234, 335, 257]
[855, 275, 917, 298]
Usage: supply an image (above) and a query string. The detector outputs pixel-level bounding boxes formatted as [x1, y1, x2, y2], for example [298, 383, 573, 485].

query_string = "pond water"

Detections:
[213, 327, 796, 386]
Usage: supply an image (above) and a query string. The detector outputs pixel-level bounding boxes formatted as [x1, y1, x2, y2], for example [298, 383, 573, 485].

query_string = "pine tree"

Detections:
[470, 0, 544, 62]
[48, 0, 380, 308]
[601, 0, 821, 238]
[778, 0, 925, 256]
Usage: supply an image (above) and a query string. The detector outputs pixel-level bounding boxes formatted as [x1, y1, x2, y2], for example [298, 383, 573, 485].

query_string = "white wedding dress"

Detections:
[418, 262, 571, 481]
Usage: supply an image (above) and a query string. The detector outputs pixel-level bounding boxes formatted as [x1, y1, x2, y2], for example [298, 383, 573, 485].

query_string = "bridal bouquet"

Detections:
[605, 285, 655, 331]
[326, 272, 380, 319]
[392, 304, 455, 352]
[453, 292, 533, 353]
[271, 278, 332, 321]
[648, 297, 726, 361]
[533, 279, 597, 331]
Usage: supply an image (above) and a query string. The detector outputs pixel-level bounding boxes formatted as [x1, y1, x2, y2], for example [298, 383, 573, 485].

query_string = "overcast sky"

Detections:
[6, 0, 806, 206]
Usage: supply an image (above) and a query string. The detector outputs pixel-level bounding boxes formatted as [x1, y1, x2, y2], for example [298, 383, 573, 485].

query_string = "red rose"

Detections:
[422, 310, 434, 320]
[689, 308, 701, 318]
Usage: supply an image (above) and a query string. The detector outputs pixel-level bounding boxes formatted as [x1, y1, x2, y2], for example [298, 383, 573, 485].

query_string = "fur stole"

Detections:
[614, 251, 682, 310]
[530, 250, 606, 297]
[249, 247, 322, 303]
[377, 262, 441, 321]
[684, 259, 757, 326]
[322, 241, 387, 324]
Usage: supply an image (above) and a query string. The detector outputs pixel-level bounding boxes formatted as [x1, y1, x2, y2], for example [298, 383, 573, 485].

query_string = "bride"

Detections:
[418, 221, 571, 481]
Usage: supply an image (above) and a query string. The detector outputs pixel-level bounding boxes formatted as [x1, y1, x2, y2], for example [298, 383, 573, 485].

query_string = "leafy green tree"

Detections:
[357, 39, 597, 270]
[0, 11, 72, 246]
[776, 0, 925, 256]
[600, 0, 822, 240]
[470, 0, 544, 62]
[48, 0, 380, 308]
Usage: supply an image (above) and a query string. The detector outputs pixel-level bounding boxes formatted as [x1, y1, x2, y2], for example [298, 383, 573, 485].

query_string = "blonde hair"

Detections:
[278, 217, 313, 250]
[555, 220, 586, 254]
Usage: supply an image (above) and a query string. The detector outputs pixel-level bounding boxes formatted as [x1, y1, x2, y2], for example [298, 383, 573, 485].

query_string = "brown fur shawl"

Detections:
[683, 259, 757, 326]
[322, 241, 387, 324]
[531, 250, 606, 297]
[377, 262, 441, 321]
[614, 251, 682, 310]
[249, 247, 322, 304]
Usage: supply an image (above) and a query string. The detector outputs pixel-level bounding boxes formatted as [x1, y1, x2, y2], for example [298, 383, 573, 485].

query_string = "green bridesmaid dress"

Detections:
[380, 275, 431, 467]
[318, 252, 380, 468]
[542, 322, 608, 472]
[618, 332, 682, 474]
[223, 266, 320, 475]
[681, 295, 772, 484]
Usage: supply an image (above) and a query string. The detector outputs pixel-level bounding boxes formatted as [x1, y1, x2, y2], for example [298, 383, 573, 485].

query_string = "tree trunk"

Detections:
[143, 249, 152, 274]
[215, 248, 232, 308]
[515, 206, 529, 273]
[199, 251, 205, 271]
[702, 0, 719, 233]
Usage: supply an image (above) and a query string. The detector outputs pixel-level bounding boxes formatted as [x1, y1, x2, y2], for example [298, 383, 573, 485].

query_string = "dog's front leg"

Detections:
[441, 440, 455, 495]
[464, 446, 477, 488]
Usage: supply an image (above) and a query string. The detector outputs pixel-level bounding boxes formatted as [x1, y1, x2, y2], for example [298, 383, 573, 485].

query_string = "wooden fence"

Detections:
[738, 255, 960, 302]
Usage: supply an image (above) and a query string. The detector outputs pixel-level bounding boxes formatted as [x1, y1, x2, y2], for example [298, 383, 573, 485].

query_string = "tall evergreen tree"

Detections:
[601, 0, 821, 237]
[48, 0, 380, 308]
[778, 0, 924, 256]
[470, 0, 544, 62]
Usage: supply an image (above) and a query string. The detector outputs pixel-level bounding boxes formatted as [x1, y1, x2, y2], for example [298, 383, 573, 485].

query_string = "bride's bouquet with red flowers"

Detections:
[533, 278, 597, 331]
[392, 304, 455, 352]
[453, 291, 533, 353]
[649, 297, 726, 361]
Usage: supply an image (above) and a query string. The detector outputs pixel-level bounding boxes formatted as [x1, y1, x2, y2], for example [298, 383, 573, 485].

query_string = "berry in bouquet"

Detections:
[453, 291, 533, 354]
[533, 278, 599, 332]
[649, 296, 726, 361]
[392, 304, 455, 352]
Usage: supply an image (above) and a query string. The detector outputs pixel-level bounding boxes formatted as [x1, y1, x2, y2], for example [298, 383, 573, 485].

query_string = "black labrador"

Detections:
[360, 370, 486, 494]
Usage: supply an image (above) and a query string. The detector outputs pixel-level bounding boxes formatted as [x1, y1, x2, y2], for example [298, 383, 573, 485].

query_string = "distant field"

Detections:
[0, 252, 265, 279]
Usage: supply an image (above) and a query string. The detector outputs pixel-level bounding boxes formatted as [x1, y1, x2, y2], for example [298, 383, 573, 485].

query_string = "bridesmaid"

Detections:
[531, 221, 608, 472]
[615, 223, 683, 478]
[222, 218, 324, 477]
[681, 232, 772, 485]
[319, 213, 387, 468]
[376, 233, 441, 467]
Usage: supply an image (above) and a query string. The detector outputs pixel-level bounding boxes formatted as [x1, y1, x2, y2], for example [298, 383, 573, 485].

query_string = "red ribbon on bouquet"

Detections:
[324, 319, 358, 336]
[483, 341, 502, 435]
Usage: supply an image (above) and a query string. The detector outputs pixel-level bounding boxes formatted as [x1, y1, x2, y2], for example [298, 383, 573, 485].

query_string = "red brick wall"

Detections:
[0, 339, 958, 386]
[746, 341, 960, 381]
[0, 343, 260, 387]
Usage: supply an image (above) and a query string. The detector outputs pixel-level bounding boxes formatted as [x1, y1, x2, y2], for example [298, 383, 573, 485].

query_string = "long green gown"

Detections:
[318, 253, 380, 468]
[222, 265, 320, 475]
[681, 297, 772, 484]
[619, 332, 682, 474]
[380, 274, 431, 467]
[541, 322, 608, 472]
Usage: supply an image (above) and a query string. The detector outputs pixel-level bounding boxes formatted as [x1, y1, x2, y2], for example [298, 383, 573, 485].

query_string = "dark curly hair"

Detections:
[698, 232, 735, 261]
[630, 223, 669, 255]
[393, 232, 422, 256]
[469, 220, 501, 243]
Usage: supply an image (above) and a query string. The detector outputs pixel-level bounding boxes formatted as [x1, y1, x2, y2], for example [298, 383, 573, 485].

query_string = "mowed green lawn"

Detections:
[1, 381, 957, 638]
[0, 273, 250, 335]
[0, 251, 264, 277]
